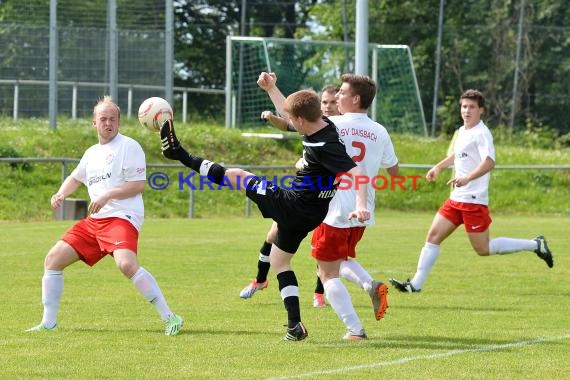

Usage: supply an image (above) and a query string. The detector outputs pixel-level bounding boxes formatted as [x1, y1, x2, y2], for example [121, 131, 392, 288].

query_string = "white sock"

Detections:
[489, 237, 537, 255]
[41, 270, 63, 328]
[339, 259, 374, 293]
[131, 267, 173, 321]
[324, 278, 363, 333]
[410, 242, 440, 290]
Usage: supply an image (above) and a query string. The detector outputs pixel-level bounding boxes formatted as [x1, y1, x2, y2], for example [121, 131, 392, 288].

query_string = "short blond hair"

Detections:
[93, 95, 121, 119]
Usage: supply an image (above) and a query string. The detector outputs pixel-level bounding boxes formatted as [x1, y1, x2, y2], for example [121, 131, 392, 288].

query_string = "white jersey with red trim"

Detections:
[71, 133, 146, 230]
[450, 120, 495, 205]
[323, 113, 398, 227]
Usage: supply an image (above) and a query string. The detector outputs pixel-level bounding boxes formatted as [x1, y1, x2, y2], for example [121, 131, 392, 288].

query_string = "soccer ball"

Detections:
[138, 97, 173, 132]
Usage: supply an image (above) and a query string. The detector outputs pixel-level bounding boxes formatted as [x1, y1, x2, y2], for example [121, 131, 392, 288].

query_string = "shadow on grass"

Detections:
[65, 326, 279, 339]
[395, 304, 517, 312]
[317, 333, 555, 350]
[381, 334, 518, 349]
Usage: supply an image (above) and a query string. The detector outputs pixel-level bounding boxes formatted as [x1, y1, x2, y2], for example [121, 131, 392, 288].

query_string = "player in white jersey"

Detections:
[390, 89, 554, 294]
[310, 74, 399, 340]
[27, 96, 183, 336]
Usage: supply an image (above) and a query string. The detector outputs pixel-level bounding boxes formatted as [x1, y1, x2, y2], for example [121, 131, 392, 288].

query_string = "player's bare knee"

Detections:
[44, 242, 75, 270]
[426, 231, 442, 244]
[114, 257, 138, 278]
[44, 251, 58, 270]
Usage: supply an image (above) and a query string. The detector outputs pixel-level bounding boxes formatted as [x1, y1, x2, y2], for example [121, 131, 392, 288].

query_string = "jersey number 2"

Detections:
[351, 141, 366, 162]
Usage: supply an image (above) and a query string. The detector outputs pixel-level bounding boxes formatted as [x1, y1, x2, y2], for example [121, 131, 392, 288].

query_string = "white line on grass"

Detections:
[267, 333, 570, 380]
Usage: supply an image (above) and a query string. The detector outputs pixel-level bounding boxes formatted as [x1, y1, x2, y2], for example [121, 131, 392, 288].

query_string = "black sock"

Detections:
[314, 274, 324, 294]
[277, 270, 301, 328]
[256, 241, 272, 283]
[177, 150, 226, 185]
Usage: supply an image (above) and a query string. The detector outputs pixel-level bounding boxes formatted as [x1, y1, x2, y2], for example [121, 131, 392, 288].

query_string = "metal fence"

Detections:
[0, 79, 224, 124]
[2, 157, 569, 219]
[0, 0, 183, 125]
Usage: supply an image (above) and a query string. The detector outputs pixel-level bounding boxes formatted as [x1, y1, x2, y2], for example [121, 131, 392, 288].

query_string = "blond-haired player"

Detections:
[27, 96, 183, 335]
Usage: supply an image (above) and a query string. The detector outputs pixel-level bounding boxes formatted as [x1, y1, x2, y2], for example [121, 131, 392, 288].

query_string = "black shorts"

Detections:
[245, 176, 329, 253]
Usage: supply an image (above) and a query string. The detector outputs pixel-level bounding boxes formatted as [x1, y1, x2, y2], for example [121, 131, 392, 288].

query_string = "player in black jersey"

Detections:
[160, 89, 369, 341]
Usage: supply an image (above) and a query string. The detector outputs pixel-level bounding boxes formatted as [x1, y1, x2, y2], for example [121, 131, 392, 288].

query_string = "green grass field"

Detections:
[1, 212, 568, 379]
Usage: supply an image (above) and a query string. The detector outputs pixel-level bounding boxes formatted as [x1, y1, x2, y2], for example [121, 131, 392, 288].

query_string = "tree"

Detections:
[305, 0, 570, 136]
[173, 0, 315, 121]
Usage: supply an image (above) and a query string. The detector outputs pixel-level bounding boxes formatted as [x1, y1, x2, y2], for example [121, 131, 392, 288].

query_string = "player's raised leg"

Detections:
[486, 235, 553, 268]
[160, 119, 255, 193]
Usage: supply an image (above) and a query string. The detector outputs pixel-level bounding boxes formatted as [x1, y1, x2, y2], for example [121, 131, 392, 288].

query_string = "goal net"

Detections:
[226, 36, 427, 136]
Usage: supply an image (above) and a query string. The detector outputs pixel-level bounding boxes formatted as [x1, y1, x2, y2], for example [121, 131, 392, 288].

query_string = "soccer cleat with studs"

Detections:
[389, 278, 421, 293]
[534, 235, 554, 268]
[312, 293, 326, 308]
[369, 281, 389, 321]
[239, 279, 268, 299]
[343, 329, 368, 341]
[26, 323, 58, 332]
[164, 314, 184, 336]
[160, 119, 184, 160]
[283, 321, 308, 341]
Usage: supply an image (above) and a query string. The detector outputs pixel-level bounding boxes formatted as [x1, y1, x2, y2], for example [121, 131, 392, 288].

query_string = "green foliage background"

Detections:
[0, 116, 568, 221]
[3, 1, 570, 134]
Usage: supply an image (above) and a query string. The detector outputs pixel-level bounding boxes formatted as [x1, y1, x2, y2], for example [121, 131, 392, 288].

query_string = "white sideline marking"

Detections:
[267, 333, 570, 380]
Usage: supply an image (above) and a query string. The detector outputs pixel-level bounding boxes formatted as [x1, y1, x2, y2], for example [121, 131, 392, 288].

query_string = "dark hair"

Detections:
[340, 73, 376, 109]
[320, 85, 340, 96]
[460, 89, 485, 108]
[284, 90, 322, 122]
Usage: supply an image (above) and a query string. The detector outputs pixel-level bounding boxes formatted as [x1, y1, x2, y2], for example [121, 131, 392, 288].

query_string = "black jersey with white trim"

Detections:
[292, 117, 356, 199]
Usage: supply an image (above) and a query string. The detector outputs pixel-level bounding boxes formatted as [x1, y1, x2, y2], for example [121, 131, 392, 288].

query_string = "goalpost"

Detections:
[226, 36, 427, 136]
